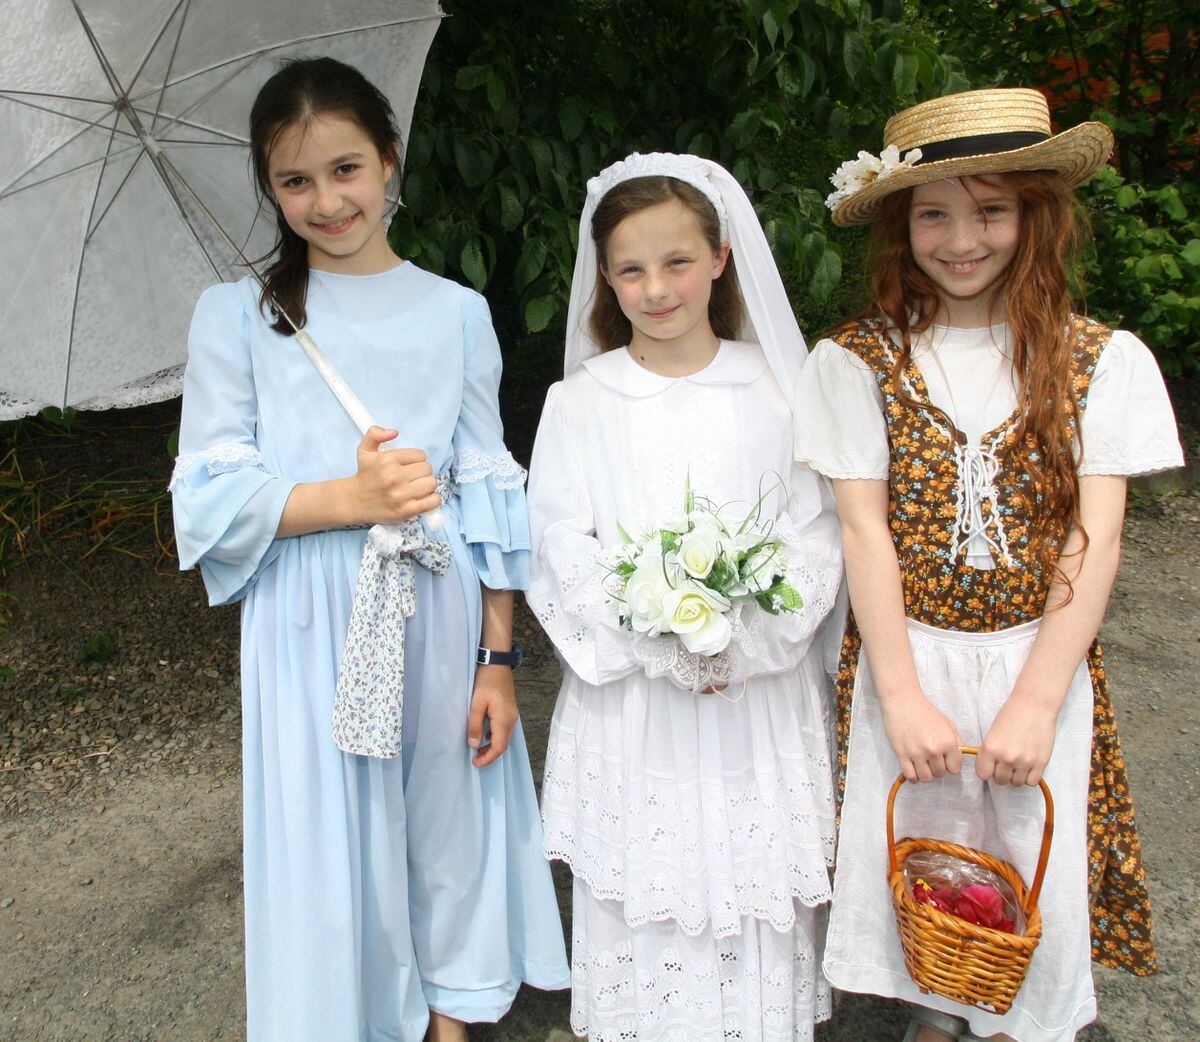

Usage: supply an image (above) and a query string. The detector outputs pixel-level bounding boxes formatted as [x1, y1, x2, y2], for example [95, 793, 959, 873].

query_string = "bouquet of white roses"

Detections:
[604, 481, 803, 665]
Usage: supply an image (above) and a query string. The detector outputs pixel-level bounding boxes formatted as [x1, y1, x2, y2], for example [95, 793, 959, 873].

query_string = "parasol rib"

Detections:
[69, 0, 223, 281]
[125, 0, 190, 120]
[85, 151, 144, 243]
[130, 14, 445, 100]
[0, 137, 140, 201]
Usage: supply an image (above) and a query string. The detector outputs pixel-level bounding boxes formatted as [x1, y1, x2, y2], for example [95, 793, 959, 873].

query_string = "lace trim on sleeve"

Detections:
[1077, 430, 1185, 477]
[797, 458, 890, 481]
[529, 541, 615, 655]
[169, 441, 267, 491]
[1078, 457, 1185, 477]
[452, 447, 528, 490]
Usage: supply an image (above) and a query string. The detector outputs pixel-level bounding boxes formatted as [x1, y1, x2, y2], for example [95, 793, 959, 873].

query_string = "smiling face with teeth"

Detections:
[268, 114, 398, 275]
[908, 175, 1021, 327]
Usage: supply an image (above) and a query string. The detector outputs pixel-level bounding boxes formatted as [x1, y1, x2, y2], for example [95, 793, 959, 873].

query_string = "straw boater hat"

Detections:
[826, 87, 1115, 227]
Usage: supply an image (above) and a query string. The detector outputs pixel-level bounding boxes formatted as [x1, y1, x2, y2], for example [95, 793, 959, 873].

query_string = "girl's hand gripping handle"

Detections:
[354, 426, 443, 525]
[880, 687, 964, 784]
[975, 693, 1058, 787]
[293, 330, 445, 530]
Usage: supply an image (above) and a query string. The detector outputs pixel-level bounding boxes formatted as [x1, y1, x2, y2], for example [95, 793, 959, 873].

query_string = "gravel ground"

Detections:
[1, 403, 1198, 1041]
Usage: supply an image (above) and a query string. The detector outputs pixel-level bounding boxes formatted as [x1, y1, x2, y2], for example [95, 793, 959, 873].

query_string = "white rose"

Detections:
[741, 546, 782, 593]
[663, 582, 732, 656]
[677, 523, 723, 579]
[625, 551, 676, 634]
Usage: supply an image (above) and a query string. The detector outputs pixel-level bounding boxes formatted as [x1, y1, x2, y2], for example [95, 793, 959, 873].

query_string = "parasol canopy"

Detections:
[0, 0, 442, 421]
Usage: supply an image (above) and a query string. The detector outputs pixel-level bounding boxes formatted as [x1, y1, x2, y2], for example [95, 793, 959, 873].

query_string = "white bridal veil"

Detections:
[562, 151, 809, 393]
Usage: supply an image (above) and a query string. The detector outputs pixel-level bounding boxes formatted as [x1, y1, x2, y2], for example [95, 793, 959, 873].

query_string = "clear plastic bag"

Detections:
[902, 850, 1025, 934]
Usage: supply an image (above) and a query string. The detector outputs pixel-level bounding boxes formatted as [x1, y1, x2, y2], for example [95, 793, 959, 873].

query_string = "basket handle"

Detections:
[885, 746, 1055, 914]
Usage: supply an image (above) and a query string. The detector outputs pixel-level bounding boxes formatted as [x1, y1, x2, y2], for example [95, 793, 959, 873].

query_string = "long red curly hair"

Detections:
[862, 171, 1091, 587]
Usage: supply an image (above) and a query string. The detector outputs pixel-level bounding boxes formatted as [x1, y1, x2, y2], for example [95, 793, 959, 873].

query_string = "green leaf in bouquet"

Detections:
[771, 581, 805, 613]
[706, 557, 738, 593]
[684, 472, 695, 516]
[616, 519, 635, 545]
[660, 530, 680, 554]
[737, 473, 786, 536]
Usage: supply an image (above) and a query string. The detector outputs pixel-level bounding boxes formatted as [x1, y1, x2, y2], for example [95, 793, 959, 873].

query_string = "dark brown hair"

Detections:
[588, 176, 744, 351]
[862, 171, 1091, 589]
[249, 57, 401, 334]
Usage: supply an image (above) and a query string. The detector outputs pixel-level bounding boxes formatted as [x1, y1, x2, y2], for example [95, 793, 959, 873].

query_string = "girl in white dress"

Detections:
[796, 89, 1183, 1042]
[526, 153, 844, 1041]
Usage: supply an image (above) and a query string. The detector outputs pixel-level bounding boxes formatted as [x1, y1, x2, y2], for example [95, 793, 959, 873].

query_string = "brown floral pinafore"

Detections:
[831, 315, 1157, 976]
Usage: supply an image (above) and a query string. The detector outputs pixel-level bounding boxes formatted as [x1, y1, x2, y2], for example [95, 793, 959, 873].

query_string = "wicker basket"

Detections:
[886, 747, 1055, 1015]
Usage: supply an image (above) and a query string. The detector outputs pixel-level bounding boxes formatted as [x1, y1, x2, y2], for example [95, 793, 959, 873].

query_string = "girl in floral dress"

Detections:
[796, 89, 1183, 1042]
[526, 153, 844, 1041]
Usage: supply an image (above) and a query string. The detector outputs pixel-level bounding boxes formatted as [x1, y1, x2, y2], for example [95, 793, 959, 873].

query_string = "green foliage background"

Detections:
[388, 0, 970, 450]
[387, 0, 1198, 450]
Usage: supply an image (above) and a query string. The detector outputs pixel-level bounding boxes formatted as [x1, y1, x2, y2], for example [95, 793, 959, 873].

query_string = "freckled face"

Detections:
[909, 176, 1021, 326]
[602, 200, 729, 353]
[268, 114, 396, 275]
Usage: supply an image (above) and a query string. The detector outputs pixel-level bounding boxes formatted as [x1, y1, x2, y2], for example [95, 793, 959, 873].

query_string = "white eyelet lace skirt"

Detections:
[571, 879, 830, 1042]
[543, 653, 837, 1040]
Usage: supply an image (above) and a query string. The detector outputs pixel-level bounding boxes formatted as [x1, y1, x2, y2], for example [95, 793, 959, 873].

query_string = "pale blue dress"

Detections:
[170, 263, 570, 1042]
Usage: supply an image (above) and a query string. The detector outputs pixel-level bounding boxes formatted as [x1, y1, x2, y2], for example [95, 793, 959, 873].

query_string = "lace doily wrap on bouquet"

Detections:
[628, 601, 755, 693]
[332, 472, 455, 758]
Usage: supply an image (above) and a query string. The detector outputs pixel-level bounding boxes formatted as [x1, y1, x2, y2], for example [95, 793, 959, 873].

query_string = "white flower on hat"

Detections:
[824, 144, 923, 211]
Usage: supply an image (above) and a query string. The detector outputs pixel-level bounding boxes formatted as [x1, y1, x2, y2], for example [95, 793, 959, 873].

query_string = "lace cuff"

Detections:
[169, 442, 267, 491]
[452, 447, 527, 489]
[528, 535, 642, 686]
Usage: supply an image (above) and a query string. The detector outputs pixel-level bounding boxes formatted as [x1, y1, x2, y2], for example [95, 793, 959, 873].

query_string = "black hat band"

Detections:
[910, 131, 1050, 165]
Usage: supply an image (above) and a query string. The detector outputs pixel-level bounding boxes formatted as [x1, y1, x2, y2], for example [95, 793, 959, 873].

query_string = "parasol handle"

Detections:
[295, 331, 446, 531]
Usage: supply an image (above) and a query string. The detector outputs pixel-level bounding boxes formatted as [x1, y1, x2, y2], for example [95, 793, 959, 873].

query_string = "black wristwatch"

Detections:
[477, 643, 523, 668]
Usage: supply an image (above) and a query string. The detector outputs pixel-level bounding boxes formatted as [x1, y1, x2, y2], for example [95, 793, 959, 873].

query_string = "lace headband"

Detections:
[586, 151, 730, 240]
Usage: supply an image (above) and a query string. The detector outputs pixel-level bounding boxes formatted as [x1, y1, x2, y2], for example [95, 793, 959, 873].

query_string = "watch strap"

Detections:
[477, 643, 522, 668]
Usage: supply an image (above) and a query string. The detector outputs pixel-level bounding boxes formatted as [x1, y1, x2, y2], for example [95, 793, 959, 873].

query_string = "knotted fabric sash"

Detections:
[332, 473, 455, 757]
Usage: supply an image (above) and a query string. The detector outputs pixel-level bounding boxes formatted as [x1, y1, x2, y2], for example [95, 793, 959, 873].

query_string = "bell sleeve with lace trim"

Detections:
[169, 282, 297, 607]
[793, 337, 889, 480]
[450, 292, 531, 591]
[526, 382, 640, 688]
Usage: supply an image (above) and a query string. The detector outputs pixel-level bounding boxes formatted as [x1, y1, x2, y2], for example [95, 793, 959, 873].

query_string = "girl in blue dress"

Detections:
[170, 57, 569, 1042]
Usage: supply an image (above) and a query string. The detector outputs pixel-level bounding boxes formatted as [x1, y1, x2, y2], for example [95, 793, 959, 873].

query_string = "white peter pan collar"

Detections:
[580, 340, 769, 398]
